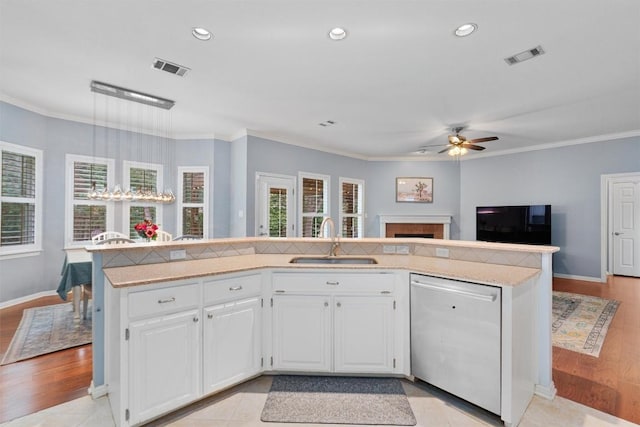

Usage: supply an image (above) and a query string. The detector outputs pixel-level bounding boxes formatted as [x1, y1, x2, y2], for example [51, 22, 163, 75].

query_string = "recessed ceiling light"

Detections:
[192, 27, 212, 41]
[454, 23, 477, 37]
[328, 27, 347, 41]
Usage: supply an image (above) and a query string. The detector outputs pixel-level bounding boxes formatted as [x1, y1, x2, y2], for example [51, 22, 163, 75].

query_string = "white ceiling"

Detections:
[1, 0, 639, 159]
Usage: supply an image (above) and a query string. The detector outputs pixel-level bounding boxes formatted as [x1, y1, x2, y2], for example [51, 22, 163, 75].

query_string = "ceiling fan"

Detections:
[418, 126, 499, 156]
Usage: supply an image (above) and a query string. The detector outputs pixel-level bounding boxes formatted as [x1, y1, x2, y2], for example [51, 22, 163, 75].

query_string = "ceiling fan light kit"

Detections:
[418, 126, 499, 157]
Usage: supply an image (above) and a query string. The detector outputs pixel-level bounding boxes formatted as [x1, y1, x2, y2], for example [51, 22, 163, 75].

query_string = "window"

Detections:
[65, 155, 115, 246]
[123, 161, 163, 239]
[177, 167, 209, 238]
[298, 172, 329, 237]
[0, 141, 43, 256]
[339, 177, 364, 238]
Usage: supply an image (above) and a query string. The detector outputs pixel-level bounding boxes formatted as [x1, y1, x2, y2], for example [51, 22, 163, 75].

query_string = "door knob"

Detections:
[613, 232, 622, 236]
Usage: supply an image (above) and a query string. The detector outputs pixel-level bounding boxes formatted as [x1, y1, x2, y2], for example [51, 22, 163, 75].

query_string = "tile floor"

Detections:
[1, 376, 637, 427]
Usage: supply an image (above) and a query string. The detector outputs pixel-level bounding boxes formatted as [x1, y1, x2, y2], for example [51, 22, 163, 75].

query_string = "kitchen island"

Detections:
[87, 237, 558, 427]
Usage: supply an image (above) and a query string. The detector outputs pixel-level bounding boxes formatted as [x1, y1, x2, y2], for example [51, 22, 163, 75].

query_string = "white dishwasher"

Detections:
[410, 274, 502, 415]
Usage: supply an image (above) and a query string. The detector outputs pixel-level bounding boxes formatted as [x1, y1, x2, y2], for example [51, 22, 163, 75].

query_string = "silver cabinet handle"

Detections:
[275, 289, 285, 293]
[193, 317, 199, 323]
[229, 285, 243, 291]
[336, 302, 342, 307]
[381, 290, 391, 294]
[324, 301, 329, 307]
[207, 313, 213, 319]
[158, 297, 176, 304]
[326, 281, 340, 286]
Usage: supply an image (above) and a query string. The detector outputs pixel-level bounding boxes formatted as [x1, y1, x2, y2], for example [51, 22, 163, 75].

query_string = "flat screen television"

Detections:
[476, 205, 551, 245]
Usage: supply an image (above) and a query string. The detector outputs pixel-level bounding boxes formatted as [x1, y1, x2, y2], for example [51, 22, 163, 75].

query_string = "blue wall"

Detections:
[365, 160, 461, 238]
[459, 137, 640, 279]
[1, 100, 637, 302]
[245, 135, 370, 236]
[0, 102, 226, 302]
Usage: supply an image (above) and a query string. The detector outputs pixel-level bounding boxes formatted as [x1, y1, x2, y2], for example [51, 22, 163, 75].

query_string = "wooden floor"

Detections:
[553, 275, 640, 424]
[0, 277, 638, 424]
[0, 295, 93, 424]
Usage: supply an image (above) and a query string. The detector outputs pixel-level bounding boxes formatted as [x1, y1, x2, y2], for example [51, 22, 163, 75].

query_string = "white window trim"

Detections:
[64, 154, 115, 247]
[338, 177, 365, 238]
[122, 160, 164, 234]
[298, 171, 330, 237]
[177, 166, 210, 238]
[0, 141, 43, 258]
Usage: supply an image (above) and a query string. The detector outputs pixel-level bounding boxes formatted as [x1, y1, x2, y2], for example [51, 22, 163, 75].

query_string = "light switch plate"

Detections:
[435, 248, 449, 258]
[383, 245, 396, 254]
[170, 250, 186, 260]
[396, 245, 410, 255]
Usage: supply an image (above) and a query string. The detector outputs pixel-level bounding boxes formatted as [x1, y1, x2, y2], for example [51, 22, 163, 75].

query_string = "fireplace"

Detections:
[378, 215, 451, 239]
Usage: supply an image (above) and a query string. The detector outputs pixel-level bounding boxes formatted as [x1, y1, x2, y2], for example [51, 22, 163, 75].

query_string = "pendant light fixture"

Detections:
[88, 80, 176, 204]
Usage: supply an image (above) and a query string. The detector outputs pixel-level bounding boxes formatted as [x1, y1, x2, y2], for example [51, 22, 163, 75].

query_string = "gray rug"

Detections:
[1, 303, 92, 365]
[261, 375, 417, 425]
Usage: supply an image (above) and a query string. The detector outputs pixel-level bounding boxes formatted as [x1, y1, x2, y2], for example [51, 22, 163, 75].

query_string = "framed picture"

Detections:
[396, 177, 433, 203]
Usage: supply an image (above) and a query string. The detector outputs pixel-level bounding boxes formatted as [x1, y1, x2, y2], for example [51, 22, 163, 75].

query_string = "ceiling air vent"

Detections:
[504, 45, 545, 66]
[152, 58, 190, 77]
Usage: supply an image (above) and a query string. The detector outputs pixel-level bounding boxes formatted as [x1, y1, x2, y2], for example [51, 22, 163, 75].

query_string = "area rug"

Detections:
[261, 375, 417, 425]
[1, 303, 92, 365]
[552, 291, 619, 357]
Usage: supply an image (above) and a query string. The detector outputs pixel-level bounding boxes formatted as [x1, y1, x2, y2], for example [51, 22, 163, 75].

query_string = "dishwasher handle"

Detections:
[411, 280, 497, 302]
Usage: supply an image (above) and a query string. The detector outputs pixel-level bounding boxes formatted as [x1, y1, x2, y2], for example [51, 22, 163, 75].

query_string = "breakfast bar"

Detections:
[88, 237, 558, 427]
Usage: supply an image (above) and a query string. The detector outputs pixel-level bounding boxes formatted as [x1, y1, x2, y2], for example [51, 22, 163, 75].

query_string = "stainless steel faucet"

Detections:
[319, 217, 340, 256]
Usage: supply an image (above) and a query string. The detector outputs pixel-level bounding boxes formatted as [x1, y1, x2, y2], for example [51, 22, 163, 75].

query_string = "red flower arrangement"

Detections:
[134, 218, 159, 240]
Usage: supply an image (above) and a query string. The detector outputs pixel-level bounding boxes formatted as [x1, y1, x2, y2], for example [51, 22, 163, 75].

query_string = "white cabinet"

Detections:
[272, 295, 332, 372]
[203, 296, 262, 394]
[270, 272, 398, 374]
[128, 309, 201, 425]
[334, 296, 394, 373]
[107, 273, 264, 427]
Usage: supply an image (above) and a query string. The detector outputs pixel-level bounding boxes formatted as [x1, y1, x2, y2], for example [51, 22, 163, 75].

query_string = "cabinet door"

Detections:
[203, 297, 262, 394]
[334, 296, 394, 373]
[272, 295, 332, 372]
[128, 309, 201, 425]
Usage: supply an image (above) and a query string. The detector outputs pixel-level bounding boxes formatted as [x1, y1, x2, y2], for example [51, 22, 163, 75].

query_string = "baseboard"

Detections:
[0, 290, 58, 309]
[89, 381, 108, 399]
[535, 382, 557, 400]
[553, 273, 603, 283]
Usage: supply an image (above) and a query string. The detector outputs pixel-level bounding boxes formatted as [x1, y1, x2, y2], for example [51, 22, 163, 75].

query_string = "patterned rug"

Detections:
[552, 291, 619, 357]
[1, 303, 92, 365]
[261, 375, 417, 425]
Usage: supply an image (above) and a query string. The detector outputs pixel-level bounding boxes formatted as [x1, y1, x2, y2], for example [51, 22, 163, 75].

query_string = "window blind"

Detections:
[1, 150, 37, 246]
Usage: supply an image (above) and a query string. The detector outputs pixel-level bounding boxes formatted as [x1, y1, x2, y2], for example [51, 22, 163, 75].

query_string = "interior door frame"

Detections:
[254, 172, 297, 237]
[600, 171, 640, 281]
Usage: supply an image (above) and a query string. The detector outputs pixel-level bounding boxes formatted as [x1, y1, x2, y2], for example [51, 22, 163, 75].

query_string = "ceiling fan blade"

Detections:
[467, 136, 498, 144]
[438, 147, 451, 154]
[463, 143, 485, 151]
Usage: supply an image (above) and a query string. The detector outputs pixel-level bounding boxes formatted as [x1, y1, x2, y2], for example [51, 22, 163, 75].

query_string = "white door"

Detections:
[612, 181, 640, 276]
[128, 310, 201, 425]
[334, 296, 394, 373]
[203, 297, 262, 394]
[272, 295, 332, 372]
[256, 173, 296, 237]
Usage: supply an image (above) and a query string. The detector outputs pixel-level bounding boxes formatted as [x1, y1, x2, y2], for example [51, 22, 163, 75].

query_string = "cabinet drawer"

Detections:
[128, 282, 200, 319]
[272, 273, 394, 294]
[204, 274, 262, 304]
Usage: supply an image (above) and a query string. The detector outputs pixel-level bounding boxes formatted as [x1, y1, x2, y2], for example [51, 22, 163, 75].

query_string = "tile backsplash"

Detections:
[99, 238, 543, 270]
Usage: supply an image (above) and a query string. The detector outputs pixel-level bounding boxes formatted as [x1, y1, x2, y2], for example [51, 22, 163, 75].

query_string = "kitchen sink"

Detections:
[289, 256, 378, 265]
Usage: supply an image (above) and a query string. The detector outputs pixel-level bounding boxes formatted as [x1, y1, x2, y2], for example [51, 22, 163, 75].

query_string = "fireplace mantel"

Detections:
[379, 214, 452, 239]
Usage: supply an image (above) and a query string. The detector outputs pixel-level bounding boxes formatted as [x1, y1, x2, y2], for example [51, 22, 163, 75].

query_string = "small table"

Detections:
[57, 248, 92, 316]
